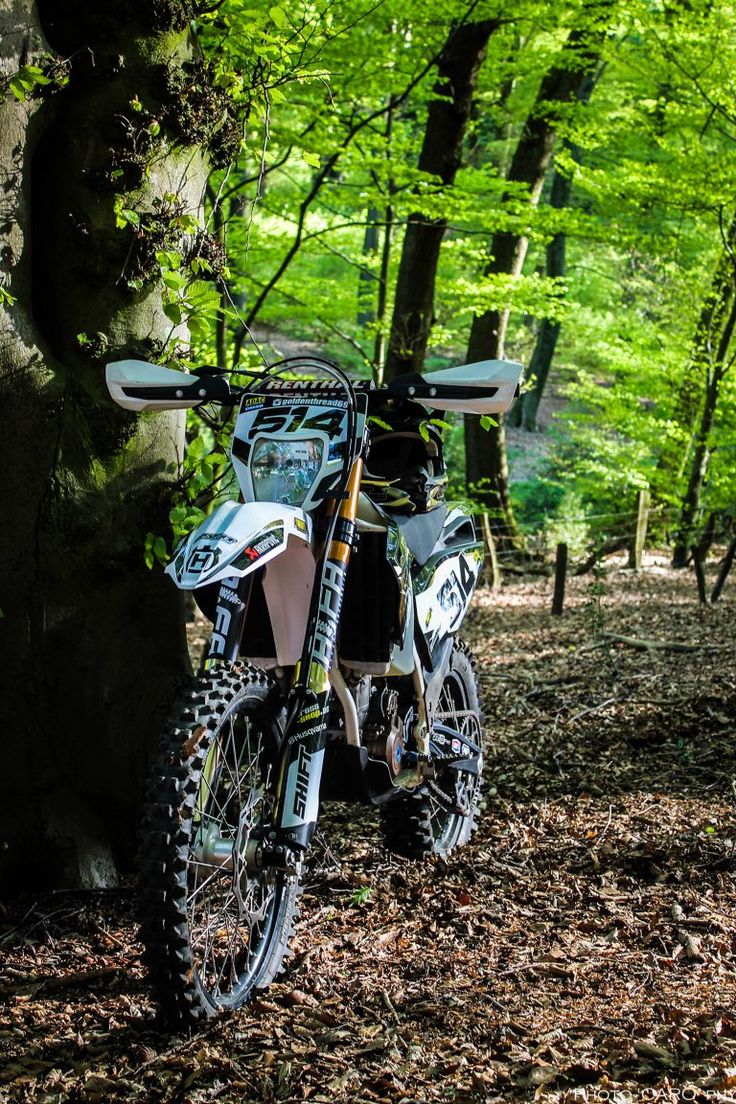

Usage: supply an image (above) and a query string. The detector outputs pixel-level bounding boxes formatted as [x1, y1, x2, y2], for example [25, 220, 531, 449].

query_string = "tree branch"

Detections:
[241, 0, 492, 328]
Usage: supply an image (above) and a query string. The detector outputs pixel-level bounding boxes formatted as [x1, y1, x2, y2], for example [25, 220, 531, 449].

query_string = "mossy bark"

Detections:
[0, 1, 209, 888]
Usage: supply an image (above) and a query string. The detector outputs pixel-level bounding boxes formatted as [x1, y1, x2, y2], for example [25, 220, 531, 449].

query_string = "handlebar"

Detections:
[157, 368, 485, 410]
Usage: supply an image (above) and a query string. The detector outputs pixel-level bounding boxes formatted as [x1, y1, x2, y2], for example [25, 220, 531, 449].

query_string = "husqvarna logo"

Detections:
[186, 544, 220, 574]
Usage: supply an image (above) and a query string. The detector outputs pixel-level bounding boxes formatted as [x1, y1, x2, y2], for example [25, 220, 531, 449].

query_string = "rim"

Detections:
[430, 669, 481, 846]
[186, 694, 287, 1008]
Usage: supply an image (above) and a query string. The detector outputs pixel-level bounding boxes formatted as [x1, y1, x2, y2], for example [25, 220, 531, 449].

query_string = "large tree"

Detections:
[0, 0, 235, 887]
[464, 10, 608, 548]
[383, 16, 500, 381]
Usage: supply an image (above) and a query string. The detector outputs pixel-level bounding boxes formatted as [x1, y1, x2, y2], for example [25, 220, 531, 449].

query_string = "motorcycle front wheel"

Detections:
[139, 663, 301, 1027]
[381, 640, 483, 859]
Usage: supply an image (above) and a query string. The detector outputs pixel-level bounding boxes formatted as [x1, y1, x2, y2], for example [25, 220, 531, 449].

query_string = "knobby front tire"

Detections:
[139, 663, 301, 1028]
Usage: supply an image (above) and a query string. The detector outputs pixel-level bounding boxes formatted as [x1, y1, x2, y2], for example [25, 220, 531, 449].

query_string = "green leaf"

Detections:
[190, 257, 213, 275]
[348, 886, 372, 906]
[130, 95, 143, 112]
[23, 65, 49, 83]
[163, 302, 183, 325]
[177, 213, 200, 234]
[152, 536, 168, 565]
[302, 150, 321, 168]
[9, 76, 27, 101]
[188, 315, 210, 342]
[9, 65, 51, 101]
[114, 201, 140, 229]
[480, 415, 498, 431]
[163, 270, 187, 290]
[187, 435, 206, 461]
[144, 532, 156, 570]
[269, 5, 288, 29]
[155, 250, 182, 270]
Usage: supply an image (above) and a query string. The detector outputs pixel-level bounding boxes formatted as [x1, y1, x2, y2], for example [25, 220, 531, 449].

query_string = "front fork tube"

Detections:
[203, 572, 257, 667]
[269, 460, 363, 857]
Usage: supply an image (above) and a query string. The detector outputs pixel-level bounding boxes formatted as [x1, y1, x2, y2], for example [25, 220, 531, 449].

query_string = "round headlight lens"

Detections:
[251, 437, 323, 506]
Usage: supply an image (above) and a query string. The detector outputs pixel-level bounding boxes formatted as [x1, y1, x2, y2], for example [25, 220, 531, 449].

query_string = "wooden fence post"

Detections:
[711, 535, 736, 603]
[629, 488, 651, 570]
[551, 541, 568, 616]
[481, 512, 500, 590]
[691, 545, 708, 604]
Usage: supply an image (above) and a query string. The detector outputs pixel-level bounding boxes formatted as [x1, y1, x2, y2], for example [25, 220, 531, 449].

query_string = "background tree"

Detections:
[383, 16, 500, 381]
[509, 68, 599, 432]
[464, 8, 609, 549]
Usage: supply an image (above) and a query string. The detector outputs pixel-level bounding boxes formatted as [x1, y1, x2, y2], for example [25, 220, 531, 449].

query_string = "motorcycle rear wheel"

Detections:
[139, 663, 301, 1027]
[380, 640, 483, 860]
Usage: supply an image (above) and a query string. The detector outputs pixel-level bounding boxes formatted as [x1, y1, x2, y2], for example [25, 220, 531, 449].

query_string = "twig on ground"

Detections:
[599, 632, 729, 652]
[566, 697, 618, 724]
[592, 805, 614, 850]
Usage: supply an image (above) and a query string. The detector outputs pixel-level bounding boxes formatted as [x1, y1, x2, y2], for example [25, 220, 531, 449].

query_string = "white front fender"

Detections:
[166, 500, 312, 589]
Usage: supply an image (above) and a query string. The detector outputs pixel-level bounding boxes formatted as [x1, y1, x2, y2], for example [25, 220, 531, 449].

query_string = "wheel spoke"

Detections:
[140, 671, 303, 1024]
[185, 692, 287, 1004]
[381, 648, 481, 859]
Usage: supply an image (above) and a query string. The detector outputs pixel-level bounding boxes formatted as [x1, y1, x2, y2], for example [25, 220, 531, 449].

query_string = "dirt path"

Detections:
[1, 556, 735, 1103]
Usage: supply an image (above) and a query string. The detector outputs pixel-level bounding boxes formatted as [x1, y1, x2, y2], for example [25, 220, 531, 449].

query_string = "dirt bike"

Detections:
[106, 353, 522, 1026]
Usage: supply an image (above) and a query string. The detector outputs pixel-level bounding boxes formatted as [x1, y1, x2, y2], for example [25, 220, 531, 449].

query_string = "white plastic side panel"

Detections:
[415, 550, 481, 650]
[261, 540, 315, 666]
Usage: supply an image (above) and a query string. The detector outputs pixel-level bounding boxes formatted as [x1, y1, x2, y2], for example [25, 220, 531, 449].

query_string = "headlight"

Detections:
[251, 438, 323, 506]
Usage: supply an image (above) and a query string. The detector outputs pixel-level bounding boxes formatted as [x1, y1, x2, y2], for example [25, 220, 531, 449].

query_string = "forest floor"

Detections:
[2, 552, 736, 1104]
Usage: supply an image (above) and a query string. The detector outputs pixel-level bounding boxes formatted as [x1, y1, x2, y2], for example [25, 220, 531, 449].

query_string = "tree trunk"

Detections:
[672, 288, 736, 566]
[671, 298, 736, 567]
[0, 1, 213, 888]
[671, 378, 719, 567]
[464, 20, 605, 548]
[357, 207, 380, 328]
[372, 103, 396, 384]
[383, 18, 499, 381]
[510, 69, 599, 431]
[372, 200, 394, 383]
[512, 165, 571, 430]
[657, 211, 736, 484]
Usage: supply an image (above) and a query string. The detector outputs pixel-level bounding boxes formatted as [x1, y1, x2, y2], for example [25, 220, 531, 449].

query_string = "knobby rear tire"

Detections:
[381, 640, 483, 860]
[138, 663, 301, 1028]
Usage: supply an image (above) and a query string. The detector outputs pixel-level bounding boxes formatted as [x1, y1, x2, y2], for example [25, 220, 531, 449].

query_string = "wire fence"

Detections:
[478, 496, 736, 612]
